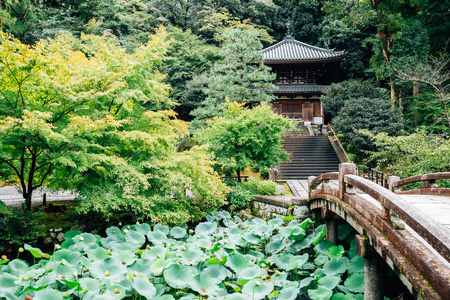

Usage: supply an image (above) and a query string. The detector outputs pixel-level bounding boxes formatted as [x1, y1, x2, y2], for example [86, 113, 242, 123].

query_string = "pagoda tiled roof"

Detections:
[261, 38, 346, 62]
[273, 85, 328, 93]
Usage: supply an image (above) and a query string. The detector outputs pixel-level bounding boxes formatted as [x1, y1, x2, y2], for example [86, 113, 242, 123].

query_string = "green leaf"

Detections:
[163, 264, 195, 289]
[195, 222, 217, 235]
[313, 225, 327, 245]
[315, 240, 335, 255]
[348, 256, 364, 274]
[125, 231, 146, 246]
[189, 274, 221, 296]
[0, 273, 17, 288]
[314, 255, 329, 266]
[132, 276, 157, 299]
[239, 266, 266, 280]
[170, 227, 187, 239]
[89, 257, 128, 280]
[331, 293, 356, 300]
[344, 273, 364, 293]
[52, 249, 82, 266]
[323, 257, 348, 276]
[226, 252, 251, 273]
[318, 275, 341, 290]
[276, 286, 300, 300]
[202, 265, 230, 284]
[327, 245, 345, 259]
[241, 279, 274, 300]
[308, 286, 333, 300]
[150, 258, 173, 275]
[33, 289, 64, 300]
[24, 244, 50, 259]
[180, 249, 205, 265]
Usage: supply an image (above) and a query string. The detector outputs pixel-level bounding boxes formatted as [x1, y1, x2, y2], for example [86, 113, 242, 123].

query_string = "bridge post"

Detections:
[321, 207, 339, 244]
[339, 163, 357, 201]
[388, 176, 400, 192]
[356, 235, 384, 300]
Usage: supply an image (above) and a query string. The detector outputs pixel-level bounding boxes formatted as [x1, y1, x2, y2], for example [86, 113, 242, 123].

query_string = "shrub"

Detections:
[227, 185, 252, 209]
[0, 206, 45, 249]
[242, 180, 277, 196]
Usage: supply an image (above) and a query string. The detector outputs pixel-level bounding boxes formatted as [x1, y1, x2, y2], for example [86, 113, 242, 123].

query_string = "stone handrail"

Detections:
[344, 174, 450, 264]
[327, 124, 351, 162]
[308, 172, 339, 195]
[390, 172, 450, 196]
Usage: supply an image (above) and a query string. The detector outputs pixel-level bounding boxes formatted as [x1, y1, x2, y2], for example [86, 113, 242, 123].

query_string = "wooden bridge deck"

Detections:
[287, 179, 450, 229]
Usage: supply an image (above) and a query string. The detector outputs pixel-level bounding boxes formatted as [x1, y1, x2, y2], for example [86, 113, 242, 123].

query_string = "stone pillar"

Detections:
[388, 176, 400, 192]
[322, 207, 338, 244]
[339, 163, 357, 200]
[355, 235, 384, 300]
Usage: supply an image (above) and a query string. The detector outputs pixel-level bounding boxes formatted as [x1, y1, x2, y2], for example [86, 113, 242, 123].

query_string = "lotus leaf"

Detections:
[293, 234, 314, 250]
[202, 264, 230, 283]
[164, 264, 195, 289]
[52, 250, 82, 266]
[316, 240, 335, 255]
[314, 255, 329, 266]
[3, 259, 28, 275]
[88, 247, 108, 261]
[226, 252, 251, 273]
[190, 274, 221, 296]
[127, 259, 154, 277]
[222, 293, 248, 300]
[313, 225, 327, 245]
[328, 245, 345, 259]
[308, 286, 333, 300]
[111, 250, 137, 266]
[299, 218, 312, 230]
[242, 232, 261, 245]
[33, 289, 64, 300]
[143, 245, 167, 260]
[195, 222, 217, 235]
[238, 265, 266, 280]
[318, 275, 341, 290]
[148, 231, 168, 245]
[344, 273, 364, 293]
[241, 279, 273, 300]
[331, 293, 356, 300]
[266, 240, 285, 254]
[268, 218, 283, 227]
[348, 256, 364, 274]
[125, 230, 146, 246]
[106, 226, 122, 238]
[150, 258, 173, 275]
[0, 273, 16, 289]
[180, 249, 205, 265]
[277, 286, 301, 300]
[158, 295, 175, 300]
[323, 257, 348, 276]
[300, 277, 314, 289]
[132, 276, 157, 298]
[170, 227, 187, 239]
[90, 257, 127, 281]
[25, 244, 50, 259]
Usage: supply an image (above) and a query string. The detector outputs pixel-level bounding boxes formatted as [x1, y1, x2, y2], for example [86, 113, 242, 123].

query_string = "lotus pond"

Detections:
[0, 211, 364, 300]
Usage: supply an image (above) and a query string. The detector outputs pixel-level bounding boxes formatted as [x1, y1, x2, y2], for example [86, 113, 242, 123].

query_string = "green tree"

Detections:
[321, 79, 387, 119]
[196, 102, 294, 181]
[0, 0, 36, 41]
[333, 96, 403, 157]
[191, 28, 276, 122]
[0, 29, 228, 222]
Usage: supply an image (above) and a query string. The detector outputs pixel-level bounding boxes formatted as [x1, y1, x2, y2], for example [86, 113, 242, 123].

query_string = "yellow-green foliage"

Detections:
[0, 29, 228, 223]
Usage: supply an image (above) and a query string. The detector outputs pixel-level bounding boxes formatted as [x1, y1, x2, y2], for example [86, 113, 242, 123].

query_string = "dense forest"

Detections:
[0, 0, 449, 221]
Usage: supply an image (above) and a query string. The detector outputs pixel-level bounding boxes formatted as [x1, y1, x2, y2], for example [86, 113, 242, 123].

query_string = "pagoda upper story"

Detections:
[261, 36, 346, 94]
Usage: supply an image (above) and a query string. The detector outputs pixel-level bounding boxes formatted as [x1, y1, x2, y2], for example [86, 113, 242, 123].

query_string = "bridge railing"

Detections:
[389, 173, 450, 196]
[357, 165, 390, 188]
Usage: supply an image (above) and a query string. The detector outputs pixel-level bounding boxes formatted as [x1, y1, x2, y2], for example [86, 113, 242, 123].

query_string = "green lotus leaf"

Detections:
[318, 275, 341, 290]
[247, 250, 264, 261]
[52, 249, 82, 266]
[89, 257, 127, 281]
[135, 223, 152, 235]
[170, 227, 187, 239]
[277, 286, 300, 300]
[300, 277, 314, 289]
[132, 276, 157, 299]
[150, 258, 173, 276]
[226, 252, 251, 273]
[354, 294, 364, 300]
[275, 253, 308, 270]
[269, 271, 288, 287]
[143, 245, 167, 260]
[127, 259, 154, 277]
[238, 266, 266, 280]
[314, 255, 329, 266]
[64, 230, 82, 240]
[266, 240, 285, 254]
[158, 295, 175, 300]
[43, 261, 77, 282]
[111, 250, 137, 266]
[331, 293, 356, 300]
[251, 224, 273, 237]
[85, 293, 116, 300]
[327, 245, 345, 259]
[3, 259, 28, 275]
[154, 224, 170, 235]
[315, 240, 335, 255]
[293, 234, 314, 251]
[24, 244, 50, 259]
[69, 233, 99, 253]
[147, 231, 168, 245]
[105, 226, 122, 238]
[105, 284, 125, 299]
[207, 256, 227, 265]
[154, 283, 167, 299]
[268, 218, 283, 227]
[290, 227, 306, 240]
[195, 222, 217, 236]
[323, 257, 348, 276]
[241, 279, 274, 300]
[78, 277, 102, 291]
[190, 274, 221, 296]
[88, 247, 108, 261]
[194, 237, 213, 250]
[344, 273, 364, 293]
[313, 225, 327, 245]
[348, 256, 364, 274]
[179, 294, 197, 300]
[19, 266, 46, 281]
[180, 249, 205, 265]
[279, 226, 295, 237]
[33, 289, 64, 300]
[299, 218, 312, 230]
[164, 264, 195, 289]
[243, 232, 261, 244]
[206, 215, 216, 222]
[308, 286, 333, 300]
[219, 211, 231, 219]
[125, 230, 146, 246]
[202, 264, 230, 284]
[222, 293, 248, 300]
[0, 273, 17, 289]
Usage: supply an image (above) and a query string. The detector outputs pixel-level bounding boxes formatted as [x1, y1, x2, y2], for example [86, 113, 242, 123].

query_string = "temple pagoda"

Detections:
[261, 29, 346, 124]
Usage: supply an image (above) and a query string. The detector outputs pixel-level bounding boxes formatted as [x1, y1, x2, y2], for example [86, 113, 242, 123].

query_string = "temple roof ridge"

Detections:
[261, 38, 346, 62]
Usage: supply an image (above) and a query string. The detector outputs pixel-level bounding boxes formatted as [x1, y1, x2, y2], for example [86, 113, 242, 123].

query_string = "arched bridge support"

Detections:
[308, 163, 450, 300]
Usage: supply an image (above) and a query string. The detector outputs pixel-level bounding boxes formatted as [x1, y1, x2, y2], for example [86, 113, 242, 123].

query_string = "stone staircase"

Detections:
[278, 129, 341, 180]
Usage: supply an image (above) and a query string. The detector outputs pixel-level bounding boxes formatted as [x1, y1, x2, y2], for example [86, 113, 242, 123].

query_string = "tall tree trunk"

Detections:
[413, 83, 419, 97]
[236, 169, 241, 183]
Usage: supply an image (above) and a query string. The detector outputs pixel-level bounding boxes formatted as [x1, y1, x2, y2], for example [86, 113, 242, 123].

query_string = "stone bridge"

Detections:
[253, 163, 450, 300]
